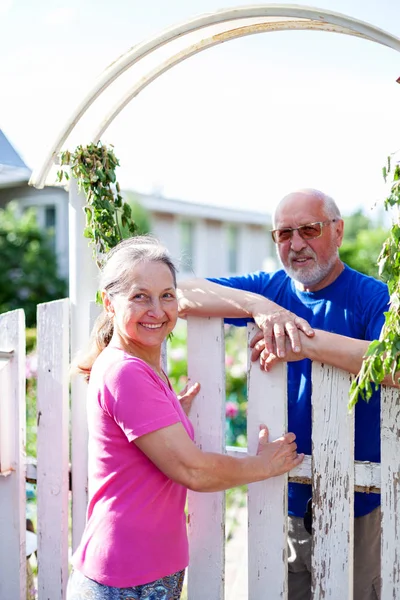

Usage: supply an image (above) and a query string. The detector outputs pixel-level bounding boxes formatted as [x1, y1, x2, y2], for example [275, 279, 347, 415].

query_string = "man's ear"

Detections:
[336, 218, 345, 248]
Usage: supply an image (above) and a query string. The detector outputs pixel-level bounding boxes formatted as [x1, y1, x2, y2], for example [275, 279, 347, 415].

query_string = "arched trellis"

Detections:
[30, 4, 400, 189]
[28, 6, 400, 599]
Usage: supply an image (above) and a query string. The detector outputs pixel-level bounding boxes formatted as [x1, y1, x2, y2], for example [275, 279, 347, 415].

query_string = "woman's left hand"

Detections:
[177, 380, 201, 415]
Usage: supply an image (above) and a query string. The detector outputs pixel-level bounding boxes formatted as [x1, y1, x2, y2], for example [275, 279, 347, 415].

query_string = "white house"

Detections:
[0, 130, 70, 277]
[0, 130, 277, 279]
[137, 193, 275, 279]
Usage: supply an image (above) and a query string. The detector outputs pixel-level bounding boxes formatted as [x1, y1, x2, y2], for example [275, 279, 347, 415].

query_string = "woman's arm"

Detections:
[134, 422, 303, 492]
[177, 278, 314, 357]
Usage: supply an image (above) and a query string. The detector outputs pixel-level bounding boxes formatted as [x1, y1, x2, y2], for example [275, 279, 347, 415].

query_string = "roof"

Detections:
[136, 192, 270, 226]
[0, 130, 31, 188]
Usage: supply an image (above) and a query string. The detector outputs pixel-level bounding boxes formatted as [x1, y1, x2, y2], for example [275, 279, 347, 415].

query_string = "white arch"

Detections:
[30, 4, 400, 189]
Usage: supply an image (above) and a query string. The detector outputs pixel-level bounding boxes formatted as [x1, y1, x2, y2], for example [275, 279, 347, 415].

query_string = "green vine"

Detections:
[57, 142, 137, 268]
[349, 155, 400, 408]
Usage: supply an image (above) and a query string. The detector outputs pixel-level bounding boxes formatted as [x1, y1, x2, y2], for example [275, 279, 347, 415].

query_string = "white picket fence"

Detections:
[1, 299, 400, 599]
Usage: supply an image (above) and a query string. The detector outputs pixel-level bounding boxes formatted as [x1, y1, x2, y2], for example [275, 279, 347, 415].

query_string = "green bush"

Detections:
[26, 328, 37, 353]
[122, 191, 152, 235]
[0, 202, 67, 326]
[340, 210, 388, 280]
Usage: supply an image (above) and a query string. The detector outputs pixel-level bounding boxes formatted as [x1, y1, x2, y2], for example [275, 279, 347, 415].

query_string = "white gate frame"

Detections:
[27, 4, 400, 596]
[0, 310, 26, 600]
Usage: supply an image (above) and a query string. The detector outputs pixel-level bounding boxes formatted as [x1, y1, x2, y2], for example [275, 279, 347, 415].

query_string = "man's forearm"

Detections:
[303, 330, 368, 375]
[178, 278, 315, 357]
[177, 278, 280, 319]
[302, 330, 400, 388]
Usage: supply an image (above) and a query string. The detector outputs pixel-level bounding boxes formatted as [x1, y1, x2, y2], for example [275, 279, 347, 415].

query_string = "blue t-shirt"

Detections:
[209, 265, 389, 518]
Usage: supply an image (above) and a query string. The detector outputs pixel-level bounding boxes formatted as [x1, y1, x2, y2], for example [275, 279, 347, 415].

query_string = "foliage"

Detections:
[58, 142, 137, 268]
[26, 371, 37, 458]
[342, 209, 373, 239]
[340, 211, 388, 280]
[167, 322, 248, 446]
[123, 191, 152, 235]
[349, 157, 400, 407]
[0, 203, 67, 327]
[224, 327, 248, 447]
[26, 328, 37, 353]
[26, 330, 38, 459]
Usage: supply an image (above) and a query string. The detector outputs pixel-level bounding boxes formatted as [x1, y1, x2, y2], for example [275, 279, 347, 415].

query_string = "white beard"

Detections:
[278, 248, 339, 289]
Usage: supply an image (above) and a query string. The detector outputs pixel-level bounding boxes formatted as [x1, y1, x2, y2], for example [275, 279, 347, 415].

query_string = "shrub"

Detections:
[0, 202, 67, 326]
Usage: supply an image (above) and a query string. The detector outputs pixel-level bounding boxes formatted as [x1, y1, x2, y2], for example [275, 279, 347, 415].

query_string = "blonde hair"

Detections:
[74, 235, 177, 380]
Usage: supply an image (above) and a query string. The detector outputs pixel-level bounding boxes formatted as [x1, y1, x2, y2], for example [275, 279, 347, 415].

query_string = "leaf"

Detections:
[364, 339, 383, 357]
[106, 170, 116, 183]
[122, 203, 132, 217]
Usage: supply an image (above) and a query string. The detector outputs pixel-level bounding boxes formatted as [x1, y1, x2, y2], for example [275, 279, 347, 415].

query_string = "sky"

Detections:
[1, 0, 400, 218]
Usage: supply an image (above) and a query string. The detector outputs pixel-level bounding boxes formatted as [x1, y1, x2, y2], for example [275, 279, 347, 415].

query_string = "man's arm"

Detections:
[177, 278, 314, 357]
[252, 329, 400, 388]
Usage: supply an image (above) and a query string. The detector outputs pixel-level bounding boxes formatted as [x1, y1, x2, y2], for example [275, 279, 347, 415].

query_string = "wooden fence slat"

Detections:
[37, 299, 70, 600]
[186, 317, 226, 600]
[247, 323, 288, 599]
[311, 364, 354, 600]
[0, 309, 26, 600]
[381, 386, 400, 598]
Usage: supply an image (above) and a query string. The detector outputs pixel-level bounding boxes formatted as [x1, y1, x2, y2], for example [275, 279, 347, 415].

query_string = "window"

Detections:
[44, 206, 56, 229]
[45, 206, 56, 229]
[227, 225, 238, 273]
[45, 206, 56, 252]
[180, 221, 195, 272]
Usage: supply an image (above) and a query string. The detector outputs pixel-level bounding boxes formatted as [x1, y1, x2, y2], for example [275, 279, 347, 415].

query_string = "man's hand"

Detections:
[251, 334, 307, 370]
[252, 309, 314, 359]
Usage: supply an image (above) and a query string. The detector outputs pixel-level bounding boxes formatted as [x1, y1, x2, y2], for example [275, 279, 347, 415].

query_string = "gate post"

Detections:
[68, 178, 99, 550]
[0, 310, 26, 600]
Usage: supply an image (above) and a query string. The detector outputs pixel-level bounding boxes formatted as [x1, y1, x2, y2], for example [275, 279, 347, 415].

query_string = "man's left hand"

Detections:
[252, 309, 314, 359]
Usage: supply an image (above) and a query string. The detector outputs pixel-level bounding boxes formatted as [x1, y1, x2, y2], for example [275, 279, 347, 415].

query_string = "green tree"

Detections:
[0, 202, 67, 326]
[122, 191, 152, 235]
[340, 210, 388, 279]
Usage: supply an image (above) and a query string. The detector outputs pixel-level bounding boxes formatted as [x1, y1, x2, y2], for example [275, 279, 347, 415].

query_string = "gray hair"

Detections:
[101, 235, 177, 297]
[74, 235, 177, 380]
[318, 191, 341, 220]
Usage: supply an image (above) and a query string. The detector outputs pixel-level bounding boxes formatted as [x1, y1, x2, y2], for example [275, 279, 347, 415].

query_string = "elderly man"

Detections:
[178, 188, 391, 600]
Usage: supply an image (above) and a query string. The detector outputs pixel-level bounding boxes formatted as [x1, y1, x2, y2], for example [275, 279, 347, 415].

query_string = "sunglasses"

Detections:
[270, 219, 337, 244]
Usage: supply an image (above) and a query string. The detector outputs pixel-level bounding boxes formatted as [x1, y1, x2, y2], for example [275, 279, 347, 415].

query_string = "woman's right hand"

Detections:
[257, 424, 304, 478]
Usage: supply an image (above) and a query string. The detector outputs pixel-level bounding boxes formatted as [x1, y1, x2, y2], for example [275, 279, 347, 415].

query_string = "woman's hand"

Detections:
[257, 424, 304, 477]
[177, 380, 201, 416]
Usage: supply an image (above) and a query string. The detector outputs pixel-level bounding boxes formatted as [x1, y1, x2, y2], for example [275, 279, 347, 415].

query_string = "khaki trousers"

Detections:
[287, 507, 381, 600]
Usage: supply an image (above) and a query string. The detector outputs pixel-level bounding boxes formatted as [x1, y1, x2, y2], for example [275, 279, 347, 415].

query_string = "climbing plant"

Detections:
[349, 156, 400, 407]
[57, 142, 137, 268]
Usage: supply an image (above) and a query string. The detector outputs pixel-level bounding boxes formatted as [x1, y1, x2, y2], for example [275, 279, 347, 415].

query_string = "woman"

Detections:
[67, 235, 303, 600]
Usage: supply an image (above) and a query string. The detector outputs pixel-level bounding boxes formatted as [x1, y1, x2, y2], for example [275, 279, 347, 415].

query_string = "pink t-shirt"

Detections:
[72, 346, 194, 587]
